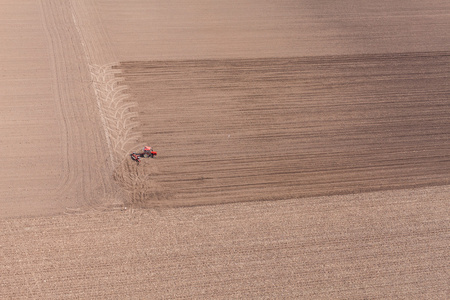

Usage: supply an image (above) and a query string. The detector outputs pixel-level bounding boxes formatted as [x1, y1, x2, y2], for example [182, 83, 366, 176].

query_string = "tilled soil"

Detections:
[1, 0, 449, 298]
[116, 52, 450, 206]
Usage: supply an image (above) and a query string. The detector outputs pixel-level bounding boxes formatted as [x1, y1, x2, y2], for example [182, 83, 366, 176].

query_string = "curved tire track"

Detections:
[40, 0, 119, 208]
[89, 64, 141, 168]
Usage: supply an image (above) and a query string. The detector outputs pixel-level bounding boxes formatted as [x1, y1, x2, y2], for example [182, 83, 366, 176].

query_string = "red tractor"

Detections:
[130, 146, 157, 165]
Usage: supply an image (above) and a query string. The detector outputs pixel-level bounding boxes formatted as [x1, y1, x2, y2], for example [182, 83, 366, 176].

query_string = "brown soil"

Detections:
[0, 1, 117, 218]
[0, 186, 448, 298]
[115, 52, 450, 207]
[97, 0, 450, 60]
[0, 0, 448, 298]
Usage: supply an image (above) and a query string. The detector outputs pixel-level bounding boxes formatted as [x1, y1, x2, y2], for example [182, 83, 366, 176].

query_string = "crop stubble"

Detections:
[0, 186, 448, 298]
[115, 51, 450, 206]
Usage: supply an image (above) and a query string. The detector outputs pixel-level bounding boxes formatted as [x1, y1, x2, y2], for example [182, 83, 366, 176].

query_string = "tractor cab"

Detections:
[143, 146, 157, 158]
[143, 146, 152, 153]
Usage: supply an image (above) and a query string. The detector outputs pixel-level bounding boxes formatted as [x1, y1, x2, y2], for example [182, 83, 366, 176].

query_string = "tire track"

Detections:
[66, 0, 150, 204]
[40, 0, 118, 208]
[40, 0, 82, 199]
[41, 0, 146, 209]
[89, 63, 141, 168]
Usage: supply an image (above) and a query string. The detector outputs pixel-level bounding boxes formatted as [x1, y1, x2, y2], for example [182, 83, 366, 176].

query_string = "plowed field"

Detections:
[115, 52, 450, 206]
[1, 0, 449, 298]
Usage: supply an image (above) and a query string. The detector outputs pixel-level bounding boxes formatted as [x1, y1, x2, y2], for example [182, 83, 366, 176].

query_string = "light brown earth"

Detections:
[0, 0, 449, 298]
[0, 1, 117, 218]
[1, 187, 449, 299]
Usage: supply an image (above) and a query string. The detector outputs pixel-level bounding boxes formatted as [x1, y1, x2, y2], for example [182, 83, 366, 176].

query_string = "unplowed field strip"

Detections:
[0, 186, 448, 298]
[117, 52, 450, 206]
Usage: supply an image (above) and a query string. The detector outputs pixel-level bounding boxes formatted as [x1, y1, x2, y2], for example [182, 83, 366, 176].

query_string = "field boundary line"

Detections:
[69, 1, 140, 168]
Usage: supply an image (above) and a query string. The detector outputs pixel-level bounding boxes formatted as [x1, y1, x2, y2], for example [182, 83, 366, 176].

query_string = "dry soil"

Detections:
[0, 0, 449, 298]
